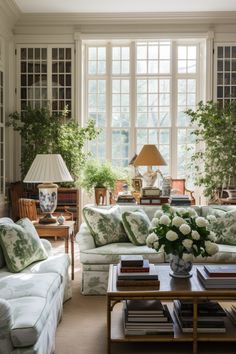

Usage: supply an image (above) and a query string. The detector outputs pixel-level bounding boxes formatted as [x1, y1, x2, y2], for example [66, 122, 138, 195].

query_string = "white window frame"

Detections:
[83, 37, 204, 178]
[16, 44, 75, 117]
[0, 36, 5, 202]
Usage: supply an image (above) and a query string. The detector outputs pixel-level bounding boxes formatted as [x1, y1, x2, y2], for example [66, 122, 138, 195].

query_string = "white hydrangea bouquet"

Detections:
[146, 205, 219, 262]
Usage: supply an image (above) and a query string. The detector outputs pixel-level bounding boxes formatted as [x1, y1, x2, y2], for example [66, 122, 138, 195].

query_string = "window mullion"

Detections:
[171, 41, 178, 178]
[106, 42, 112, 162]
[130, 41, 136, 159]
[47, 45, 52, 115]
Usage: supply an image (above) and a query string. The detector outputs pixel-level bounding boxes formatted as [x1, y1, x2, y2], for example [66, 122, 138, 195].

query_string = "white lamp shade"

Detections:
[23, 154, 73, 183]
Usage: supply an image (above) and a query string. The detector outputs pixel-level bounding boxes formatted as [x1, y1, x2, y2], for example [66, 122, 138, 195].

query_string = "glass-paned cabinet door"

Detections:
[19, 46, 73, 117]
[20, 47, 48, 110]
[51, 47, 73, 118]
[215, 44, 236, 107]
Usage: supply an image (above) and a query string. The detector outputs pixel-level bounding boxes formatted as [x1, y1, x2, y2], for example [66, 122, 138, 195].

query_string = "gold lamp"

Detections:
[24, 154, 73, 224]
[133, 144, 166, 187]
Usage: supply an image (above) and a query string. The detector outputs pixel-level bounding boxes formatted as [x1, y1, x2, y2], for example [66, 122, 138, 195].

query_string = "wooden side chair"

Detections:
[18, 198, 74, 221]
[18, 198, 40, 222]
[171, 179, 195, 205]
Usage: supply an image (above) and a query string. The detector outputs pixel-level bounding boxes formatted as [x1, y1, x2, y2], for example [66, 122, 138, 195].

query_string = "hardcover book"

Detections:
[125, 300, 164, 314]
[204, 264, 236, 277]
[197, 268, 236, 288]
[120, 255, 143, 267]
[120, 259, 150, 273]
[117, 279, 160, 287]
[117, 263, 159, 280]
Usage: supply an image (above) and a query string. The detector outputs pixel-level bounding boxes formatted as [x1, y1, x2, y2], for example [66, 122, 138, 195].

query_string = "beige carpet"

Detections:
[52, 241, 235, 354]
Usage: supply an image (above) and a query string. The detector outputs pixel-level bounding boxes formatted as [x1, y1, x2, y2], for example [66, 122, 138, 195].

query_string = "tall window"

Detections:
[0, 70, 4, 198]
[19, 46, 73, 117]
[85, 40, 201, 178]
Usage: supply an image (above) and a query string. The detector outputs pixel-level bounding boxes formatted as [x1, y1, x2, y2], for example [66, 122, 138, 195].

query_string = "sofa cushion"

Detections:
[122, 209, 150, 245]
[0, 272, 61, 301]
[23, 253, 70, 280]
[210, 210, 236, 245]
[0, 272, 61, 348]
[83, 205, 128, 246]
[0, 218, 14, 269]
[80, 242, 164, 264]
[10, 295, 54, 347]
[0, 218, 48, 272]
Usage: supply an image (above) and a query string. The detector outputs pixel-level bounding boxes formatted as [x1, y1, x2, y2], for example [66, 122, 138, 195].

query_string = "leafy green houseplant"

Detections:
[79, 160, 119, 205]
[79, 160, 118, 193]
[185, 100, 236, 199]
[7, 106, 100, 185]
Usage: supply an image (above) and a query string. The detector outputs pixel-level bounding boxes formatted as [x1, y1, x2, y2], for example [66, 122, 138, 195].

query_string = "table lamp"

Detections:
[133, 144, 166, 188]
[24, 154, 73, 224]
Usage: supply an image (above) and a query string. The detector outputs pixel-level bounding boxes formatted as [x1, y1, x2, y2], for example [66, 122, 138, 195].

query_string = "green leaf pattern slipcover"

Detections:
[122, 210, 151, 245]
[210, 210, 236, 245]
[0, 218, 48, 273]
[83, 206, 128, 246]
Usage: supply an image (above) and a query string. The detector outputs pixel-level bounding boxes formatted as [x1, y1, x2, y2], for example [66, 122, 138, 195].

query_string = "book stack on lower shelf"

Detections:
[123, 300, 174, 336]
[173, 299, 227, 333]
[117, 255, 160, 288]
[225, 304, 236, 325]
[197, 265, 236, 289]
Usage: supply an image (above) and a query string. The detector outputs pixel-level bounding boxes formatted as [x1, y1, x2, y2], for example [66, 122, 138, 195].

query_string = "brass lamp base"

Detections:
[39, 213, 57, 224]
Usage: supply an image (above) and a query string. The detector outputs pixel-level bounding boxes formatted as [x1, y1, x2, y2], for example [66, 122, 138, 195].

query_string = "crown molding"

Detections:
[0, 0, 21, 24]
[0, 0, 20, 37]
[14, 11, 236, 28]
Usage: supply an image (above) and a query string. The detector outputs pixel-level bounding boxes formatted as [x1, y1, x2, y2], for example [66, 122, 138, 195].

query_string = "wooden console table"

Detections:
[107, 264, 236, 354]
[34, 220, 75, 280]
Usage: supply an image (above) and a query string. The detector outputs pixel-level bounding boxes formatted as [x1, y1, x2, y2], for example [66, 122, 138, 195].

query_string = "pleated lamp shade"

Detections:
[24, 154, 73, 183]
[133, 145, 166, 167]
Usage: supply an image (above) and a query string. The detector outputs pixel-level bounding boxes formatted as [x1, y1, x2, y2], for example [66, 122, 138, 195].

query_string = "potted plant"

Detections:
[7, 106, 100, 185]
[146, 205, 219, 278]
[79, 160, 118, 204]
[185, 100, 236, 201]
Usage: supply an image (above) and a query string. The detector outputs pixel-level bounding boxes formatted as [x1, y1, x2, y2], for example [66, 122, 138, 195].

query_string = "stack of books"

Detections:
[169, 195, 191, 206]
[139, 196, 169, 205]
[117, 255, 160, 288]
[197, 265, 236, 289]
[225, 304, 236, 325]
[173, 299, 226, 333]
[116, 194, 136, 204]
[123, 300, 174, 335]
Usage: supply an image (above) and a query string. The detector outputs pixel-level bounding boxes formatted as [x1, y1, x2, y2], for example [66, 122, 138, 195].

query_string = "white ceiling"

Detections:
[13, 0, 236, 13]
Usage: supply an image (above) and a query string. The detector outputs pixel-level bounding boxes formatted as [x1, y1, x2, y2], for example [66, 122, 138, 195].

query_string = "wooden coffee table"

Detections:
[107, 264, 236, 354]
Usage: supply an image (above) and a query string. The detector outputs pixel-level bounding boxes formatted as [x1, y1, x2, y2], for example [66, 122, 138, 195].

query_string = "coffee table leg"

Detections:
[107, 296, 111, 354]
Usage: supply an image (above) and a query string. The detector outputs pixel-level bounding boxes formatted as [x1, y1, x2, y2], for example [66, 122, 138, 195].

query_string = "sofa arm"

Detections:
[40, 238, 53, 256]
[0, 299, 13, 354]
[76, 223, 96, 251]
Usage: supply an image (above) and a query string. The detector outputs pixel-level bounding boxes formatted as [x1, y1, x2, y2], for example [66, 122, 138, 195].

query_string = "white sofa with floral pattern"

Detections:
[0, 217, 71, 354]
[76, 204, 236, 295]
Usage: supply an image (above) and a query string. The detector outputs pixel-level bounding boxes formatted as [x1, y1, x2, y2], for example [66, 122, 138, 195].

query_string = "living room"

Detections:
[1, 1, 236, 354]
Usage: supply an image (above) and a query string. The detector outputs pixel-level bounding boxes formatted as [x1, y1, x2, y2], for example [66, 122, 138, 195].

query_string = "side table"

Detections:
[34, 220, 75, 280]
